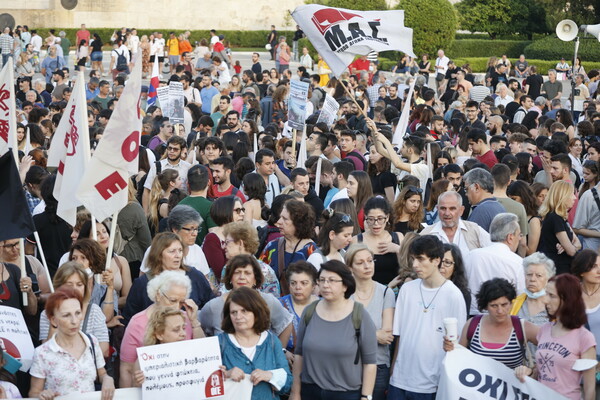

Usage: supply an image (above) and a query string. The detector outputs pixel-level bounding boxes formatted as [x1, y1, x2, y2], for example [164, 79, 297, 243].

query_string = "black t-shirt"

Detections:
[384, 96, 402, 111]
[251, 62, 262, 77]
[525, 74, 544, 99]
[0, 263, 24, 310]
[370, 171, 396, 197]
[490, 71, 508, 91]
[445, 67, 460, 80]
[538, 212, 573, 275]
[91, 40, 103, 53]
[29, 212, 72, 277]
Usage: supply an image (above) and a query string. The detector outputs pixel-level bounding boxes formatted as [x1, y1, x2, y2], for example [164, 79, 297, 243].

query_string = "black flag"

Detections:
[0, 151, 36, 242]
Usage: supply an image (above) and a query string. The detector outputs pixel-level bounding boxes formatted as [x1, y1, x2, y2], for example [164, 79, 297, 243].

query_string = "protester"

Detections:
[306, 210, 354, 270]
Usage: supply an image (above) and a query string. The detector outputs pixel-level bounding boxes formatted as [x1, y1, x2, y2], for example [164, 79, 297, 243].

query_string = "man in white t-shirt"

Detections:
[209, 29, 219, 52]
[389, 235, 467, 399]
[434, 49, 449, 93]
[128, 29, 140, 55]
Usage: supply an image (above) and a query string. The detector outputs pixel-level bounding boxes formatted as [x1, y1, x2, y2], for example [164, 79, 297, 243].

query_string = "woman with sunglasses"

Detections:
[352, 197, 404, 286]
[203, 196, 246, 282]
[393, 185, 425, 235]
[307, 210, 355, 270]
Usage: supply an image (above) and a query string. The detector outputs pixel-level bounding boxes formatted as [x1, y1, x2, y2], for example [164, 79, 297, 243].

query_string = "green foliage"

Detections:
[456, 0, 528, 39]
[538, 0, 600, 32]
[397, 0, 457, 57]
[447, 39, 531, 58]
[327, 0, 388, 10]
[524, 36, 600, 62]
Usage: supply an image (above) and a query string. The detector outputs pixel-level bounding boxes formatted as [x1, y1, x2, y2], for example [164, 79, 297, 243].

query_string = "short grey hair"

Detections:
[449, 100, 463, 110]
[489, 213, 519, 242]
[548, 69, 556, 75]
[168, 204, 202, 232]
[33, 79, 46, 89]
[463, 168, 494, 193]
[147, 270, 192, 302]
[474, 75, 485, 85]
[59, 31, 66, 38]
[438, 190, 463, 206]
[415, 75, 427, 87]
[522, 252, 556, 279]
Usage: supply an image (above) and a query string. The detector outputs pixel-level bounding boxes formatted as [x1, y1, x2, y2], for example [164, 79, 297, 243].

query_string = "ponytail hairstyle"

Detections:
[317, 209, 354, 255]
[148, 169, 179, 230]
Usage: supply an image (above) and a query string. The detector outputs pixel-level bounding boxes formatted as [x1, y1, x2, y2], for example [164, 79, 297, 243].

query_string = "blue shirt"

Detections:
[86, 85, 99, 101]
[200, 86, 219, 114]
[468, 197, 506, 232]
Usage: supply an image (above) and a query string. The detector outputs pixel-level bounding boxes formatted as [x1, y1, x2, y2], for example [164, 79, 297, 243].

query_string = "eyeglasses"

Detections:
[318, 278, 344, 285]
[233, 207, 245, 214]
[1, 243, 19, 250]
[365, 216, 388, 226]
[180, 226, 200, 234]
[167, 146, 180, 152]
[159, 289, 184, 305]
[441, 259, 455, 268]
[221, 238, 236, 247]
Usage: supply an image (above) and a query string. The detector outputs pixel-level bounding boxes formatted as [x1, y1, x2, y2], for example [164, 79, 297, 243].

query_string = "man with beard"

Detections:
[443, 163, 471, 219]
[224, 110, 242, 133]
[384, 83, 402, 111]
[209, 156, 246, 201]
[486, 115, 504, 136]
[420, 191, 491, 261]
[346, 101, 367, 133]
[142, 136, 191, 213]
[242, 70, 260, 99]
[148, 117, 174, 151]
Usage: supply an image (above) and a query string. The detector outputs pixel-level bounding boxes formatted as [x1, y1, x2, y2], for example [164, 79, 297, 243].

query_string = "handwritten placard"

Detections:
[0, 305, 34, 371]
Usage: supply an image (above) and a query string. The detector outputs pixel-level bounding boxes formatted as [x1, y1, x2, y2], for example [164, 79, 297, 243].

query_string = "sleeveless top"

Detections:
[469, 320, 524, 368]
[586, 303, 600, 357]
[357, 233, 400, 286]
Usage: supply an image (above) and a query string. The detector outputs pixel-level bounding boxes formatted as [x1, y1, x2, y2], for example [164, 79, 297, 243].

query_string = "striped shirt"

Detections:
[469, 320, 524, 368]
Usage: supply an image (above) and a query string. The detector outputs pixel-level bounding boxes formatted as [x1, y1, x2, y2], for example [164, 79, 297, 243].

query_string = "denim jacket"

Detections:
[218, 331, 292, 399]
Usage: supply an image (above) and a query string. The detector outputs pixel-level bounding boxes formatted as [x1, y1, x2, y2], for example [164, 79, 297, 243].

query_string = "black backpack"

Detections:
[115, 50, 128, 71]
[255, 226, 280, 257]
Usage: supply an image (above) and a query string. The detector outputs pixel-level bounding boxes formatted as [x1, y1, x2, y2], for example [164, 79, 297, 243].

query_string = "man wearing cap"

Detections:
[51, 70, 69, 102]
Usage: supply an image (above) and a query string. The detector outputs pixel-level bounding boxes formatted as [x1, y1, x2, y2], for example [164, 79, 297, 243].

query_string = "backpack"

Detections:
[302, 300, 364, 364]
[466, 315, 525, 359]
[255, 226, 280, 257]
[115, 49, 128, 71]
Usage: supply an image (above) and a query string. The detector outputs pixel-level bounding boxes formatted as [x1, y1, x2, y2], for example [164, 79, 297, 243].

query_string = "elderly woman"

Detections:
[219, 287, 293, 399]
[39, 262, 109, 357]
[29, 288, 115, 400]
[219, 221, 280, 297]
[260, 200, 317, 295]
[200, 254, 293, 346]
[122, 232, 214, 324]
[445, 278, 538, 369]
[510, 252, 555, 326]
[290, 260, 377, 400]
[120, 271, 203, 388]
[140, 205, 211, 281]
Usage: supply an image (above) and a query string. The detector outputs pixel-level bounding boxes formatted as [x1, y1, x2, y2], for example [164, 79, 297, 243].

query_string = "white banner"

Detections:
[0, 305, 34, 372]
[136, 337, 224, 400]
[168, 81, 184, 125]
[316, 93, 339, 126]
[288, 80, 310, 130]
[292, 5, 414, 77]
[0, 57, 18, 163]
[77, 55, 143, 221]
[47, 72, 91, 226]
[438, 346, 567, 400]
[392, 79, 415, 147]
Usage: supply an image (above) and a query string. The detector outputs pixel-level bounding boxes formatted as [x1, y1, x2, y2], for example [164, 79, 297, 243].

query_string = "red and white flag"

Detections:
[0, 58, 18, 163]
[292, 5, 414, 77]
[77, 55, 142, 221]
[47, 72, 91, 226]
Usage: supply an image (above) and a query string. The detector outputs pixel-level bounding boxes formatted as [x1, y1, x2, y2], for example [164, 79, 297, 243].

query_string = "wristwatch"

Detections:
[361, 395, 372, 400]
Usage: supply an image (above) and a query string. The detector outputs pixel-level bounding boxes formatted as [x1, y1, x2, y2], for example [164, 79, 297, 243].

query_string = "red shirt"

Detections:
[213, 42, 225, 53]
[350, 58, 369, 74]
[477, 150, 498, 169]
[212, 184, 246, 202]
[76, 29, 90, 45]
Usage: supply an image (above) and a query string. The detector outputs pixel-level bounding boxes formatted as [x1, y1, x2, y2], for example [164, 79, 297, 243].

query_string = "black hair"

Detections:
[211, 156, 235, 171]
[187, 164, 210, 192]
[318, 260, 356, 299]
[210, 195, 240, 226]
[255, 148, 275, 164]
[242, 173, 266, 206]
[409, 235, 444, 261]
[476, 278, 517, 312]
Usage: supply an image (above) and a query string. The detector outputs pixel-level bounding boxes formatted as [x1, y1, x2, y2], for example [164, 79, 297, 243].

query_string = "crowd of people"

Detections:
[3, 21, 600, 400]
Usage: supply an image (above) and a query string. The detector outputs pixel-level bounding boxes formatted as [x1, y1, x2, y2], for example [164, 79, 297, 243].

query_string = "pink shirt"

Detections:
[536, 323, 596, 400]
[120, 308, 193, 363]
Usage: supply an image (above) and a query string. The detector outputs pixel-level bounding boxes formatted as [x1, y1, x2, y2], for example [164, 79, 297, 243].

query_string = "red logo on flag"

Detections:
[65, 105, 79, 156]
[204, 370, 224, 398]
[0, 84, 10, 112]
[312, 8, 362, 34]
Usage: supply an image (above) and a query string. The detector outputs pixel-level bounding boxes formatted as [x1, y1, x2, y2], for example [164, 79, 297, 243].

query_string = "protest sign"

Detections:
[156, 86, 170, 117]
[438, 346, 567, 400]
[292, 5, 414, 77]
[168, 81, 185, 125]
[288, 80, 310, 130]
[137, 337, 224, 400]
[316, 93, 339, 126]
[52, 388, 142, 400]
[0, 306, 34, 371]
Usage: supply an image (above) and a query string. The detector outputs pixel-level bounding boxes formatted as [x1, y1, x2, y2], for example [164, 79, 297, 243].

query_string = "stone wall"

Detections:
[1, 0, 305, 30]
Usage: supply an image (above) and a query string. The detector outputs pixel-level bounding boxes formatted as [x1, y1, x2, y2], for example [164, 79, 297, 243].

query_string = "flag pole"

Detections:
[315, 157, 322, 196]
[91, 218, 98, 241]
[19, 238, 27, 306]
[292, 129, 298, 159]
[104, 213, 119, 271]
[32, 232, 54, 292]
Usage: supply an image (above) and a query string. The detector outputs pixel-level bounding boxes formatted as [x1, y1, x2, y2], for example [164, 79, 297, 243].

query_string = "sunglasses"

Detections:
[405, 185, 423, 195]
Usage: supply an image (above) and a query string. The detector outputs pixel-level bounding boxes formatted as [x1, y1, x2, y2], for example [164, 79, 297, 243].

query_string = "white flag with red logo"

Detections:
[0, 58, 18, 163]
[46, 72, 90, 226]
[292, 5, 414, 77]
[76, 55, 142, 221]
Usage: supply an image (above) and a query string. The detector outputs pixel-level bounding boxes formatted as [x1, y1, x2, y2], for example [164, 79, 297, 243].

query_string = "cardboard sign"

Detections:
[137, 337, 224, 400]
[168, 81, 185, 125]
[316, 93, 339, 126]
[288, 80, 310, 130]
[0, 305, 34, 371]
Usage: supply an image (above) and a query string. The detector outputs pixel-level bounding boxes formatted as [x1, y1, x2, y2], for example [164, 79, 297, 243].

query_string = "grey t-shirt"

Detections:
[496, 197, 529, 236]
[351, 283, 396, 366]
[542, 80, 562, 100]
[296, 304, 378, 391]
[199, 291, 293, 337]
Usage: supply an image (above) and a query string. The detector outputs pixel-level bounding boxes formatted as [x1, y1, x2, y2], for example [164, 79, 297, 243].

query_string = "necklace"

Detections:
[355, 283, 375, 301]
[419, 280, 447, 313]
[582, 283, 600, 297]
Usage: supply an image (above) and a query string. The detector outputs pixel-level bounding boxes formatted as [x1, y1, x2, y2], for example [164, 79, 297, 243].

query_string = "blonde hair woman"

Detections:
[537, 181, 581, 275]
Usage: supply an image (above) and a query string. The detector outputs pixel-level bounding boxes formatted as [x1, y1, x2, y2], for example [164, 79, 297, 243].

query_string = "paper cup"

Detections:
[444, 317, 458, 343]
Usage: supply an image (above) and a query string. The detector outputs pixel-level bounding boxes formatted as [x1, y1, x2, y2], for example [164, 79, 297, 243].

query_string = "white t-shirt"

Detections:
[435, 56, 450, 75]
[390, 279, 467, 393]
[129, 35, 140, 54]
[140, 244, 210, 275]
[330, 187, 349, 204]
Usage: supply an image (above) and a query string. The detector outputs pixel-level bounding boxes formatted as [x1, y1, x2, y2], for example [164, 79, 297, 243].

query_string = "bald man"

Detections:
[487, 115, 504, 136]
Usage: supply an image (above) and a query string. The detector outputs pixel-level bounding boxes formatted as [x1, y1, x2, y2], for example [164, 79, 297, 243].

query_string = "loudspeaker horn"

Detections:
[581, 24, 600, 41]
[556, 19, 579, 41]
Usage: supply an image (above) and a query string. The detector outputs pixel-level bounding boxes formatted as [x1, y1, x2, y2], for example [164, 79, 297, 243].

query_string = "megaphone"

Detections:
[556, 19, 579, 41]
[581, 23, 600, 41]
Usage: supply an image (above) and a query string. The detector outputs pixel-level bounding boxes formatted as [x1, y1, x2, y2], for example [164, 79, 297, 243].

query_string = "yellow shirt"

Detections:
[167, 38, 179, 56]
[317, 60, 330, 87]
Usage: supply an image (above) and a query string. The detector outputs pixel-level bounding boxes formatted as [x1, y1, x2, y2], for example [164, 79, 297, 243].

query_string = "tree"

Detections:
[397, 0, 457, 57]
[539, 0, 600, 29]
[305, 0, 388, 9]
